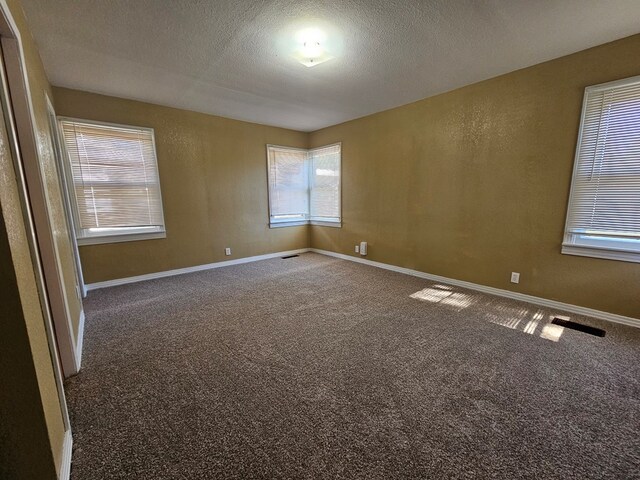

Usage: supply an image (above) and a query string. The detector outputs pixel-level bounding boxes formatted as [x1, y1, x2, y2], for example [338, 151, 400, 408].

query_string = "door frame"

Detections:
[0, 10, 82, 378]
[0, 0, 74, 455]
[45, 93, 86, 298]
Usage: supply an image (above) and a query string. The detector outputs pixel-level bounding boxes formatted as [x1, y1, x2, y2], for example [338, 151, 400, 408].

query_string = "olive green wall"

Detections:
[310, 34, 640, 319]
[53, 87, 309, 284]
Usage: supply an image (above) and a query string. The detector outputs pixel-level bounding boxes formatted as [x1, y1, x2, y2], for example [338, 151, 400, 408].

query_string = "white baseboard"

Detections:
[74, 310, 84, 370]
[59, 429, 72, 480]
[310, 248, 640, 329]
[86, 249, 311, 291]
[84, 246, 638, 329]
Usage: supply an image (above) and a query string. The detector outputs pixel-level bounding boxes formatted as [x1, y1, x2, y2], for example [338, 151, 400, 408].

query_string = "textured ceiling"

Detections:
[21, 0, 640, 131]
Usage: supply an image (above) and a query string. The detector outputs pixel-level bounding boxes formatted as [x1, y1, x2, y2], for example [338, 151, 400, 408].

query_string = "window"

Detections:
[58, 118, 166, 245]
[562, 76, 640, 263]
[267, 143, 341, 227]
[267, 145, 310, 226]
[309, 144, 341, 224]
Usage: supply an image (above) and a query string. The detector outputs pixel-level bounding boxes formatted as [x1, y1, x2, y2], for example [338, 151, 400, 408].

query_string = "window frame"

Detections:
[57, 116, 167, 246]
[266, 143, 342, 228]
[309, 143, 342, 228]
[266, 144, 310, 228]
[561, 75, 640, 264]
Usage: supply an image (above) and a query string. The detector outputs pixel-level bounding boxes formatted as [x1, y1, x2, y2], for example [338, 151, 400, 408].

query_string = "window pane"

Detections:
[267, 146, 309, 222]
[266, 143, 341, 227]
[563, 76, 640, 261]
[59, 119, 165, 239]
[310, 144, 341, 222]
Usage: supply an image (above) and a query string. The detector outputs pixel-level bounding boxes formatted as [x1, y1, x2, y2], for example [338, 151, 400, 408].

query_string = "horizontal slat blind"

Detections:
[267, 145, 309, 222]
[310, 144, 341, 222]
[566, 80, 640, 239]
[59, 120, 164, 238]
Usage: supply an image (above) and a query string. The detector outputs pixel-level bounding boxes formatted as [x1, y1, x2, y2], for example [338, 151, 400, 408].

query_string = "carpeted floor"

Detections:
[66, 253, 640, 479]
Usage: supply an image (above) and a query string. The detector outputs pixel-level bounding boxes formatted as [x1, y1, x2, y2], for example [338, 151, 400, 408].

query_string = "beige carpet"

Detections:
[66, 252, 640, 479]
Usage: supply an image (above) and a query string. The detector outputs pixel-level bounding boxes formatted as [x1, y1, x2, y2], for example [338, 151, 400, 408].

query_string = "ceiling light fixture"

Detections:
[276, 22, 342, 69]
[293, 28, 334, 67]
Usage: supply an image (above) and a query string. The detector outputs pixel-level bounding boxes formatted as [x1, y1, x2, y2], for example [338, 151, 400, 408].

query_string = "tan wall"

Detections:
[52, 35, 640, 317]
[0, 0, 86, 476]
[53, 88, 309, 284]
[310, 34, 640, 319]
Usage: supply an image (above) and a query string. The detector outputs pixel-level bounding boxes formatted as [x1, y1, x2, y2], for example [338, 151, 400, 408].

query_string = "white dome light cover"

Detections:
[292, 27, 334, 67]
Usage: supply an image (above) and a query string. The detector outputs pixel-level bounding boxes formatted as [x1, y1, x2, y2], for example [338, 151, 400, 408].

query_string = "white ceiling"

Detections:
[22, 0, 640, 132]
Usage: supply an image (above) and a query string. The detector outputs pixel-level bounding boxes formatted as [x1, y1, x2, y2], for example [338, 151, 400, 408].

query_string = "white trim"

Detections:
[310, 142, 342, 227]
[57, 116, 167, 246]
[561, 84, 590, 253]
[310, 220, 341, 228]
[57, 115, 156, 134]
[561, 75, 640, 264]
[270, 220, 342, 228]
[265, 143, 308, 152]
[86, 248, 311, 290]
[266, 144, 309, 227]
[84, 245, 639, 327]
[269, 220, 308, 228]
[310, 248, 640, 329]
[266, 142, 342, 228]
[0, 40, 80, 375]
[562, 244, 640, 263]
[0, 0, 73, 428]
[45, 95, 86, 298]
[74, 310, 85, 370]
[77, 230, 166, 245]
[584, 74, 640, 92]
[59, 429, 73, 480]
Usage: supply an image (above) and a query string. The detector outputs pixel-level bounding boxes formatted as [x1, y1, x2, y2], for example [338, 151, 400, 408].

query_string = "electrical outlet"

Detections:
[355, 245, 359, 253]
[510, 272, 520, 284]
[225, 247, 231, 256]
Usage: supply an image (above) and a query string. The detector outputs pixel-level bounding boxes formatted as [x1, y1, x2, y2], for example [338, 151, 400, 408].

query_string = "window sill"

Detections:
[269, 221, 309, 228]
[561, 244, 640, 264]
[270, 220, 342, 228]
[310, 220, 341, 228]
[77, 231, 166, 246]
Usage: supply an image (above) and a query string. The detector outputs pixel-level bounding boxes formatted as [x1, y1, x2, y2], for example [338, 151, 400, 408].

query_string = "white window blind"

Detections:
[59, 119, 165, 244]
[310, 144, 341, 224]
[267, 145, 309, 225]
[563, 76, 640, 263]
[266, 143, 341, 227]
